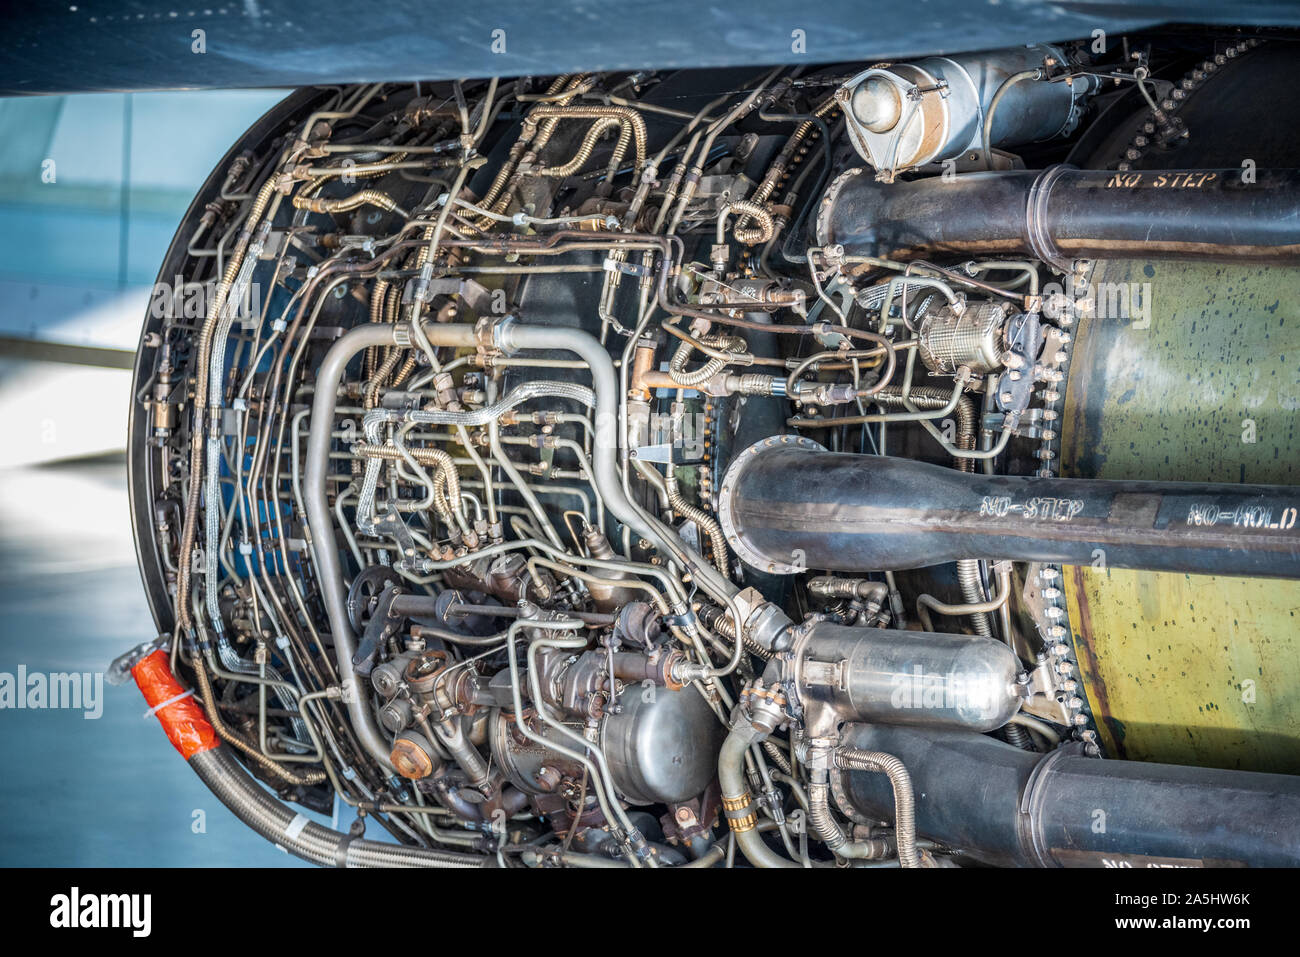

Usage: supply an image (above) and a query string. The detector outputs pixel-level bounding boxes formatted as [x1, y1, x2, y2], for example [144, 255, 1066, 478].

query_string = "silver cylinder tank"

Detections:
[840, 45, 1088, 178]
[794, 621, 1022, 734]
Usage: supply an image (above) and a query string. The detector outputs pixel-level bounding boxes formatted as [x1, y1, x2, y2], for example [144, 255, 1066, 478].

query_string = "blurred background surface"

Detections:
[0, 89, 326, 865]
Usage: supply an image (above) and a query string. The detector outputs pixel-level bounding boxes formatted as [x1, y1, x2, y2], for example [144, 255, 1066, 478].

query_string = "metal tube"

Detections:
[819, 166, 1300, 270]
[718, 443, 1300, 578]
[837, 724, 1300, 868]
[303, 321, 476, 771]
[189, 746, 488, 868]
[494, 321, 740, 605]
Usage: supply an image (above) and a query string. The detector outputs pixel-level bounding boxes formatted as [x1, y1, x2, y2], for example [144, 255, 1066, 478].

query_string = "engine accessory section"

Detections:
[120, 27, 1300, 870]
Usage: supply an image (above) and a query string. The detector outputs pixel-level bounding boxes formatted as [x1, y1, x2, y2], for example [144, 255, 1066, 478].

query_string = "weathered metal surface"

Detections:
[1062, 260, 1300, 486]
[1061, 259, 1300, 773]
[1066, 565, 1300, 773]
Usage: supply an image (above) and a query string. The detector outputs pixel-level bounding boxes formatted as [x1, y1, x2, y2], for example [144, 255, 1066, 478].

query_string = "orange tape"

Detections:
[131, 649, 218, 759]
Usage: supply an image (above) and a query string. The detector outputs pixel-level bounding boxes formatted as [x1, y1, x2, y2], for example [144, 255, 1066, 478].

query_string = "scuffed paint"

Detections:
[1061, 259, 1300, 774]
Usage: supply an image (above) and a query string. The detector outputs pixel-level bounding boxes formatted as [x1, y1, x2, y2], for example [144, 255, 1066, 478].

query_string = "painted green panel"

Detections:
[1060, 260, 1300, 773]
[1066, 565, 1300, 773]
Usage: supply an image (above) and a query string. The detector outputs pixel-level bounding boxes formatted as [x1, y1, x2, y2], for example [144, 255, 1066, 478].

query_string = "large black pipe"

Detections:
[716, 441, 1300, 577]
[815, 166, 1300, 269]
[837, 724, 1300, 867]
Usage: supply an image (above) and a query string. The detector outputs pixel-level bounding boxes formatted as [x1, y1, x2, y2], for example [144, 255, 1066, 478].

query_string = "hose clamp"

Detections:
[722, 793, 758, 833]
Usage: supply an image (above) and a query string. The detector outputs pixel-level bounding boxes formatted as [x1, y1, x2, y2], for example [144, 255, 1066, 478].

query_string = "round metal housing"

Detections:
[839, 45, 1084, 178]
[716, 434, 826, 575]
[794, 621, 1022, 733]
[601, 685, 724, 805]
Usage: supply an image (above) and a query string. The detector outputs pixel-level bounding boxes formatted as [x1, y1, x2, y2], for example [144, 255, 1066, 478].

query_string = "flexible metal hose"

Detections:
[192, 656, 325, 787]
[833, 747, 919, 867]
[667, 334, 745, 387]
[522, 104, 648, 173]
[761, 739, 792, 775]
[665, 476, 729, 577]
[293, 187, 408, 218]
[719, 199, 776, 245]
[364, 348, 403, 408]
[708, 610, 772, 660]
[364, 279, 392, 378]
[188, 746, 488, 867]
[870, 386, 976, 470]
[534, 117, 623, 176]
[472, 77, 573, 220]
[956, 559, 995, 638]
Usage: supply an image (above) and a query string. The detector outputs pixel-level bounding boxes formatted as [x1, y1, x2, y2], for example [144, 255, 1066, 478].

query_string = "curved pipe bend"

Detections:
[190, 746, 489, 868]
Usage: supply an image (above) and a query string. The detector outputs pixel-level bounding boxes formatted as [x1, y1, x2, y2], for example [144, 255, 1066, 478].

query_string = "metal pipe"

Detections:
[717, 720, 799, 868]
[819, 166, 1300, 271]
[493, 320, 739, 606]
[837, 724, 1300, 867]
[303, 321, 476, 771]
[718, 444, 1300, 578]
[189, 746, 488, 867]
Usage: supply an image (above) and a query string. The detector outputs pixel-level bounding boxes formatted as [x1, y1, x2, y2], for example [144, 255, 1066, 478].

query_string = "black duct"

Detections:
[837, 724, 1300, 867]
[815, 166, 1300, 270]
[716, 444, 1300, 577]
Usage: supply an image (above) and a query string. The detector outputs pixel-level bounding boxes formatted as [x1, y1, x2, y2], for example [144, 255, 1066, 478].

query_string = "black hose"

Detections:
[819, 166, 1300, 269]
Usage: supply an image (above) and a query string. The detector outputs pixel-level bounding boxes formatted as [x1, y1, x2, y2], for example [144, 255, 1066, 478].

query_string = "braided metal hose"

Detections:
[665, 477, 730, 577]
[721, 199, 776, 245]
[833, 748, 919, 867]
[189, 746, 488, 868]
[666, 334, 746, 387]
